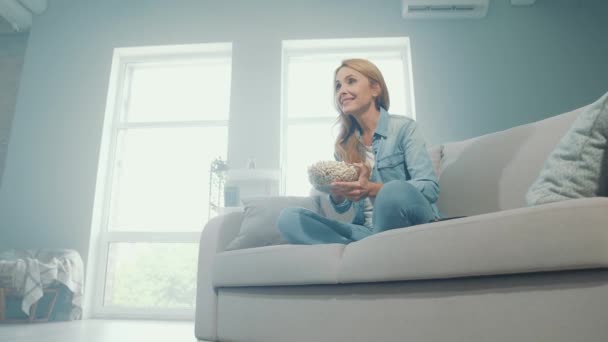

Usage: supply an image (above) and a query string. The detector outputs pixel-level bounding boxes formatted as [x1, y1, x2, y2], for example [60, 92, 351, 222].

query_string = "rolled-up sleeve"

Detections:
[328, 194, 353, 213]
[402, 122, 440, 204]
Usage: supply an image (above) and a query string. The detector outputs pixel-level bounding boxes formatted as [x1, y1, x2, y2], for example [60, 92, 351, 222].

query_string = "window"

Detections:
[280, 37, 415, 196]
[88, 43, 232, 319]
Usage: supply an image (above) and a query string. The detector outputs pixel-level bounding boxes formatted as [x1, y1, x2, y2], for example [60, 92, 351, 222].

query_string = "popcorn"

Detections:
[308, 161, 359, 193]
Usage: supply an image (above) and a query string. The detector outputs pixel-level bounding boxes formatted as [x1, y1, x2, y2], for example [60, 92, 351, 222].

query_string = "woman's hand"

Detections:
[330, 163, 371, 202]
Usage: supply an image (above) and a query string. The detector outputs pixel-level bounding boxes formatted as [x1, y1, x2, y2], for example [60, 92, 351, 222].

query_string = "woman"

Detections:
[278, 58, 441, 244]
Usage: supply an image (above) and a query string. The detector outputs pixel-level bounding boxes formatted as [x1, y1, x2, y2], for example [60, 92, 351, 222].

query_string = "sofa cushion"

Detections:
[437, 106, 583, 218]
[213, 197, 608, 287]
[339, 197, 608, 284]
[224, 196, 321, 251]
[526, 91, 608, 206]
[213, 244, 345, 286]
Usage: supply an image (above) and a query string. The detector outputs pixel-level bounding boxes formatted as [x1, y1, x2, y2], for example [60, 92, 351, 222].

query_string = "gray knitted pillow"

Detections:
[225, 196, 321, 251]
[526, 91, 608, 206]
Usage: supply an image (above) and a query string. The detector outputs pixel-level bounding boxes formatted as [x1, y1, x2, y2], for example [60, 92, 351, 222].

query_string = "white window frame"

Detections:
[279, 37, 415, 195]
[85, 43, 232, 320]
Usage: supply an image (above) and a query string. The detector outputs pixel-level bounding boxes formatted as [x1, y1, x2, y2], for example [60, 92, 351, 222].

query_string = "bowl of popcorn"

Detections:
[307, 160, 359, 193]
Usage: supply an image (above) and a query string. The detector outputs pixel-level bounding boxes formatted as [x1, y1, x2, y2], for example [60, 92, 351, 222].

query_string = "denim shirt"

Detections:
[330, 108, 441, 225]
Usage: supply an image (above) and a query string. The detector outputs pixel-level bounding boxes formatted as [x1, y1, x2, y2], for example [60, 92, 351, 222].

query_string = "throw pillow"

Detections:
[224, 196, 321, 251]
[526, 91, 608, 206]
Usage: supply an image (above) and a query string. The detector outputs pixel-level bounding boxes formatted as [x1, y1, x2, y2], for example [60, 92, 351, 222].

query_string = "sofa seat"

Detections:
[213, 197, 608, 287]
[212, 244, 345, 287]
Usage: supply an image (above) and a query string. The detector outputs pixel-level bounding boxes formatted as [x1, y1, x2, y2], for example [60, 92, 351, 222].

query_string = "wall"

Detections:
[0, 33, 28, 187]
[0, 0, 607, 262]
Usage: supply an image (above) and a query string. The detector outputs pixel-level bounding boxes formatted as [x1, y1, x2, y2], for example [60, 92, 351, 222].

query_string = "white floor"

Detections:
[0, 319, 200, 342]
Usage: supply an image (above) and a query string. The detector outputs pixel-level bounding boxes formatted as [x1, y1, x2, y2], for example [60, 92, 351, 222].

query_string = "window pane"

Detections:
[125, 59, 231, 122]
[286, 54, 408, 118]
[104, 243, 198, 309]
[109, 126, 227, 231]
[285, 122, 338, 196]
[286, 57, 338, 118]
[283, 42, 412, 196]
[372, 57, 406, 115]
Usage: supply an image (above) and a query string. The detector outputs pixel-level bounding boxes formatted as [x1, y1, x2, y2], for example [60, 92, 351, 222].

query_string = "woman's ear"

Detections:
[371, 82, 381, 98]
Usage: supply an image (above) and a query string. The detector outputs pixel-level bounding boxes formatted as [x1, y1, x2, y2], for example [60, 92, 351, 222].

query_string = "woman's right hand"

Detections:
[330, 163, 370, 202]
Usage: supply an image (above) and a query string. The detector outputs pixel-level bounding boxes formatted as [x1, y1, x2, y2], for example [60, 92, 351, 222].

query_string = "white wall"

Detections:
[0, 33, 28, 186]
[1, 0, 607, 263]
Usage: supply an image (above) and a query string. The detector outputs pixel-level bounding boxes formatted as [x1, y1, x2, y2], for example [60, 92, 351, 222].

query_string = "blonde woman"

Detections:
[278, 59, 441, 244]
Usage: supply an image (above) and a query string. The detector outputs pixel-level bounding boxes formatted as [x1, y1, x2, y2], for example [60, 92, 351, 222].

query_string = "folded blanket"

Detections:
[0, 249, 84, 318]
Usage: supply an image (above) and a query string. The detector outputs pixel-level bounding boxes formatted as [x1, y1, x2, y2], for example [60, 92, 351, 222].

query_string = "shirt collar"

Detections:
[374, 107, 390, 138]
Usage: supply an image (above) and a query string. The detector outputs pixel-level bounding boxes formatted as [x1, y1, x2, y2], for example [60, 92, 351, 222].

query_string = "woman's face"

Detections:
[335, 66, 379, 116]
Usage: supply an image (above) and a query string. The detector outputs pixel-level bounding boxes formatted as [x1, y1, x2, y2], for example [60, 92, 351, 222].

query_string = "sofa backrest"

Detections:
[436, 105, 588, 217]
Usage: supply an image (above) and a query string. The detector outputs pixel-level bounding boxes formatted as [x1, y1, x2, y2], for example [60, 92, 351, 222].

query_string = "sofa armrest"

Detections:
[195, 211, 244, 342]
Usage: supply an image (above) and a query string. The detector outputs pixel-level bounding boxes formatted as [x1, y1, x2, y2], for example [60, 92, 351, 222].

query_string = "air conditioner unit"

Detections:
[402, 0, 490, 19]
[511, 0, 536, 6]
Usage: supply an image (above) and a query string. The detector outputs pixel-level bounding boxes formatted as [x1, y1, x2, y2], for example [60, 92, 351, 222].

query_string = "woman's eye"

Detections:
[347, 78, 356, 84]
[335, 83, 341, 90]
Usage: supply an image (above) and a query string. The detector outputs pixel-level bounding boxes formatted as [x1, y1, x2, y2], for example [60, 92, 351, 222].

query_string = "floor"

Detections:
[0, 319, 200, 342]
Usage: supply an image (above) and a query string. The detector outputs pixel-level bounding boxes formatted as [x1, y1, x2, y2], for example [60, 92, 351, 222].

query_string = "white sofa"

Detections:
[195, 103, 608, 342]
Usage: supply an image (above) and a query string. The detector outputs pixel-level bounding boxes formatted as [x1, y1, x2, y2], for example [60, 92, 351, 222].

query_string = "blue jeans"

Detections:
[277, 180, 436, 245]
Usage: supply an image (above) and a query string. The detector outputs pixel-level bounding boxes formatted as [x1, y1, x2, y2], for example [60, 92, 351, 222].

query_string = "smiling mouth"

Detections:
[341, 98, 354, 106]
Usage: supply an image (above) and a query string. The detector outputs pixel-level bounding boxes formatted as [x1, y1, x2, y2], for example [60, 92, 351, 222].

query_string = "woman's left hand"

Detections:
[330, 163, 370, 202]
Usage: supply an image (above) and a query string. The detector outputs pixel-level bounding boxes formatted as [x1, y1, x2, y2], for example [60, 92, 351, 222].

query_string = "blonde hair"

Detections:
[333, 59, 390, 166]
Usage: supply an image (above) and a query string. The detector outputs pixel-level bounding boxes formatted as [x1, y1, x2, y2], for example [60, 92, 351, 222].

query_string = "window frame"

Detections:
[86, 43, 232, 320]
[279, 37, 415, 196]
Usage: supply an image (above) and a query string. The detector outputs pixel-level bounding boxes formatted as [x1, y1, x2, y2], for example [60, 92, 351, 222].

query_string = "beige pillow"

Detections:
[225, 196, 321, 251]
[526, 91, 608, 205]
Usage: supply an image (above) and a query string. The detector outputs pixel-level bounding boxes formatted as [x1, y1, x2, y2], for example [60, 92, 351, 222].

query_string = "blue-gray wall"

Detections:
[1, 0, 607, 263]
